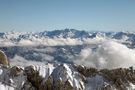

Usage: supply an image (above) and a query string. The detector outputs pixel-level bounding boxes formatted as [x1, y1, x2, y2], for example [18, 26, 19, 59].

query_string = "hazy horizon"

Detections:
[0, 0, 135, 32]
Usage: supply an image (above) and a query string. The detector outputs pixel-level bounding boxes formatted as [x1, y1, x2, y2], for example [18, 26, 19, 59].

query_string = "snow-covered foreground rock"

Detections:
[0, 64, 135, 90]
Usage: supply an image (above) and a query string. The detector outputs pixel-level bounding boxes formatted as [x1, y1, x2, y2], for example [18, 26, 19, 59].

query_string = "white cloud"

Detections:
[4, 36, 134, 69]
[74, 41, 135, 69]
[0, 36, 107, 46]
[10, 55, 46, 67]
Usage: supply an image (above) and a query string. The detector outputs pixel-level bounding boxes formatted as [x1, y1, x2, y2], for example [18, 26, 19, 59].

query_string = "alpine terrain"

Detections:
[0, 29, 135, 90]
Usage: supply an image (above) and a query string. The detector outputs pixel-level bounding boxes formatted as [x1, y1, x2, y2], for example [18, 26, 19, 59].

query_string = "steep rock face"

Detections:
[0, 65, 35, 90]
[51, 64, 85, 90]
[24, 64, 55, 90]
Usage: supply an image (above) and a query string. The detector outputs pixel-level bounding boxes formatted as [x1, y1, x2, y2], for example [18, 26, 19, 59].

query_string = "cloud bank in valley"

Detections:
[2, 36, 134, 69]
[9, 40, 135, 69]
[0, 36, 106, 46]
[10, 55, 46, 67]
[74, 41, 135, 69]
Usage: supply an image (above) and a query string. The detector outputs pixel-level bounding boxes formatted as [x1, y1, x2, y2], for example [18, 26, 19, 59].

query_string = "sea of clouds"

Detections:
[2, 36, 134, 69]
[0, 36, 106, 46]
[0, 32, 131, 69]
[74, 41, 135, 69]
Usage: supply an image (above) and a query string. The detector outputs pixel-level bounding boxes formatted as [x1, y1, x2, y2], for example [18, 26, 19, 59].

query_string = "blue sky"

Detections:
[0, 0, 135, 32]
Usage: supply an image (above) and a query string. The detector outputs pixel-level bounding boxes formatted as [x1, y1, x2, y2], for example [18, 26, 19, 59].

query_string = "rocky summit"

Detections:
[0, 64, 135, 90]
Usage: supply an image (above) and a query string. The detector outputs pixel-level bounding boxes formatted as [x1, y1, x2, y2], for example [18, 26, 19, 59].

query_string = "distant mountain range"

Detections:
[0, 29, 135, 48]
[0, 29, 135, 39]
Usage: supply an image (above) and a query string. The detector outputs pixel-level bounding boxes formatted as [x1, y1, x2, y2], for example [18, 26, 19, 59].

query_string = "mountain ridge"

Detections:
[0, 63, 135, 90]
[0, 29, 134, 48]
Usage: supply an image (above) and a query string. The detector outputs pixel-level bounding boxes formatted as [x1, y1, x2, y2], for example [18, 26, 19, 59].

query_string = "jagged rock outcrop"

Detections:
[74, 65, 98, 77]
[24, 64, 85, 90]
[75, 66, 135, 90]
[99, 67, 135, 90]
[0, 64, 135, 90]
[50, 64, 85, 90]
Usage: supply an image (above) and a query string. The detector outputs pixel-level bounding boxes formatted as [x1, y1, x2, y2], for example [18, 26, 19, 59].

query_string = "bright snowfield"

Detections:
[0, 29, 135, 90]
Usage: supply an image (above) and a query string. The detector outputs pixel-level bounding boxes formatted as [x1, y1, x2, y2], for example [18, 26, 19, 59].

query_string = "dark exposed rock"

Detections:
[9, 66, 23, 77]
[74, 65, 98, 77]
[24, 66, 44, 90]
[75, 65, 135, 89]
